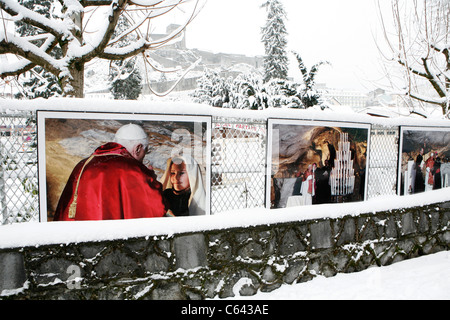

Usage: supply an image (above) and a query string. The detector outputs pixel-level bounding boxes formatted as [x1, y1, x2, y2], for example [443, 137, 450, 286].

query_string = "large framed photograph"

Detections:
[37, 111, 211, 222]
[398, 126, 450, 196]
[266, 119, 371, 209]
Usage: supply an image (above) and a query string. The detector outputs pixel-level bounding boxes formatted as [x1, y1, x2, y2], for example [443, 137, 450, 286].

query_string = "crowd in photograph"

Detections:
[406, 148, 449, 194]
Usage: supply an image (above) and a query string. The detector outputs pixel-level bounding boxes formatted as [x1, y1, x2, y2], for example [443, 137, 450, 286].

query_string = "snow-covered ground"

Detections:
[223, 251, 450, 300]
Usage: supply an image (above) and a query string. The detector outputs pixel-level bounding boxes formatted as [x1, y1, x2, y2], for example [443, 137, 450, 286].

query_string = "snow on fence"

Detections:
[0, 98, 448, 225]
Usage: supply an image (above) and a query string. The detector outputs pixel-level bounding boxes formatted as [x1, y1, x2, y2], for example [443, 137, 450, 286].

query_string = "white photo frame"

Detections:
[397, 126, 450, 196]
[266, 118, 371, 209]
[37, 110, 212, 222]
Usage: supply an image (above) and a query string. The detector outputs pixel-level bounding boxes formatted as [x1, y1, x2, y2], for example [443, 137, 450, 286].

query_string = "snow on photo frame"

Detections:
[37, 111, 211, 222]
[266, 119, 371, 209]
[398, 126, 450, 196]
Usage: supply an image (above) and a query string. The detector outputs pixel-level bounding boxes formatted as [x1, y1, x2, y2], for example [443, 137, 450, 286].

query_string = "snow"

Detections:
[131, 0, 180, 7]
[61, 0, 84, 16]
[222, 250, 450, 300]
[1, 97, 449, 127]
[0, 186, 449, 250]
[0, 32, 59, 66]
[1, 0, 73, 37]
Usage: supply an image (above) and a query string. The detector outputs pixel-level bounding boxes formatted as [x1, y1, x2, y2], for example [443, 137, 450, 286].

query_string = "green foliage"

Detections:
[14, 0, 63, 99]
[191, 69, 303, 109]
[191, 68, 230, 107]
[292, 51, 330, 109]
[109, 16, 143, 100]
[261, 0, 289, 83]
[110, 59, 143, 100]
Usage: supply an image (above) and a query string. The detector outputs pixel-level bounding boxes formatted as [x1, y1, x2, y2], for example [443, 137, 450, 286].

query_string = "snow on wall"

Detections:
[1, 186, 449, 250]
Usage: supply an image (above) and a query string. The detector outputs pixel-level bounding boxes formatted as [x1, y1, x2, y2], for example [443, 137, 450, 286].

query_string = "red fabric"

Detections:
[428, 173, 434, 185]
[426, 157, 435, 186]
[426, 158, 434, 169]
[54, 142, 166, 221]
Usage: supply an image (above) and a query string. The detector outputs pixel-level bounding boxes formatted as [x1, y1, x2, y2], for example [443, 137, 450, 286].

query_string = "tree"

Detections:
[110, 57, 142, 99]
[109, 15, 142, 100]
[377, 0, 450, 118]
[191, 68, 230, 107]
[0, 0, 202, 98]
[229, 72, 264, 110]
[192, 68, 303, 110]
[293, 51, 329, 109]
[14, 0, 62, 99]
[262, 78, 302, 108]
[261, 0, 289, 83]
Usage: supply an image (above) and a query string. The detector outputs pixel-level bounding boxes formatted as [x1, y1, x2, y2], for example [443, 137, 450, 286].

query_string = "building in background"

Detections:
[319, 85, 368, 110]
[85, 24, 263, 98]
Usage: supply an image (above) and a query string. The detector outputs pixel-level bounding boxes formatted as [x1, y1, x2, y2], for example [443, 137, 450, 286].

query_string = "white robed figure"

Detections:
[300, 164, 316, 206]
[161, 154, 206, 216]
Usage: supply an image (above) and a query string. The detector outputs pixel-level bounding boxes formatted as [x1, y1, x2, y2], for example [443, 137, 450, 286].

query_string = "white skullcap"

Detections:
[114, 124, 148, 154]
[115, 124, 147, 141]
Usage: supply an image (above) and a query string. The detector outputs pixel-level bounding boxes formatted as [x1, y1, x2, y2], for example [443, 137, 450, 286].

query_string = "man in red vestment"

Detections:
[53, 124, 167, 221]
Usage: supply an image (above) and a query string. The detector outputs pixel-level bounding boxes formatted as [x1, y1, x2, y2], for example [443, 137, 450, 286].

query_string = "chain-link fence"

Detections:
[211, 117, 267, 214]
[0, 111, 38, 224]
[366, 125, 399, 199]
[0, 109, 421, 225]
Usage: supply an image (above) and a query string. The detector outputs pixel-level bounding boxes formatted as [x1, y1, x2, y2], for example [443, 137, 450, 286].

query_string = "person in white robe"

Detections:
[161, 154, 206, 216]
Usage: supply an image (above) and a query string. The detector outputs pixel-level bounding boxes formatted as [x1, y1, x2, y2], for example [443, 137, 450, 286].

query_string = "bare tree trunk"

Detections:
[65, 62, 85, 98]
[62, 12, 84, 98]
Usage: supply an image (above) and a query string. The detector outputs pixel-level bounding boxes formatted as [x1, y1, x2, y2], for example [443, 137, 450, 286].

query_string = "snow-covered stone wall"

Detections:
[1, 196, 448, 300]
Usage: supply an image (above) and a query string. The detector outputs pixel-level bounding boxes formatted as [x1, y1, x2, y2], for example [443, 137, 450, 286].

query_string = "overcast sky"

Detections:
[182, 0, 392, 93]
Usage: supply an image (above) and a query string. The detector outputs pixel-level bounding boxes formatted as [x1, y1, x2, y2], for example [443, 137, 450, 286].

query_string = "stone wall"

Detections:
[1, 201, 449, 300]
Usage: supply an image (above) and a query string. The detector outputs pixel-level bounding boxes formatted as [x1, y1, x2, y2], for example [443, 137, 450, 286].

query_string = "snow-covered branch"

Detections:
[100, 37, 149, 59]
[0, 0, 203, 97]
[0, 32, 60, 73]
[0, 0, 73, 39]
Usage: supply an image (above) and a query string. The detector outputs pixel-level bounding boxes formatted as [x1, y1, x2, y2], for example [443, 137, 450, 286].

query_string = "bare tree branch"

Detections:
[0, 33, 60, 76]
[376, 0, 450, 117]
[0, 0, 203, 97]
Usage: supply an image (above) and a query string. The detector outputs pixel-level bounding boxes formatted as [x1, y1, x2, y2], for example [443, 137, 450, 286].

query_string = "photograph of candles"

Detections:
[267, 119, 370, 209]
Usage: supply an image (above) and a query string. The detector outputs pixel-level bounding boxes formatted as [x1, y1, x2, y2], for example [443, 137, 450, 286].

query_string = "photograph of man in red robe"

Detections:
[53, 124, 167, 221]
